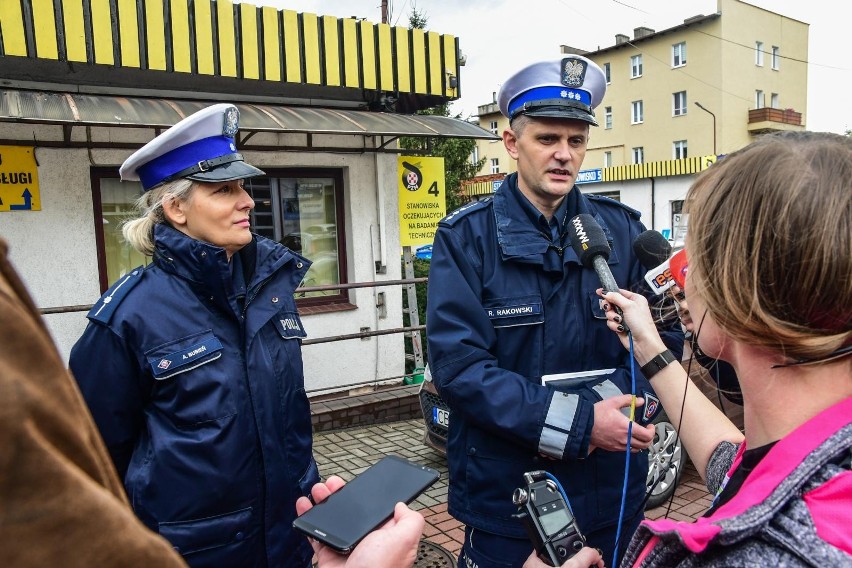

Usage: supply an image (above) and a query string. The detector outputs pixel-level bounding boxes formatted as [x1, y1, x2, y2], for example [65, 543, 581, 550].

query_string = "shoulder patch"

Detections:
[587, 194, 641, 220]
[87, 266, 146, 324]
[439, 198, 491, 227]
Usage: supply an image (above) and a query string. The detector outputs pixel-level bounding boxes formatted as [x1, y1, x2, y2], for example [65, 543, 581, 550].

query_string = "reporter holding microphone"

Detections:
[525, 130, 852, 566]
[595, 131, 850, 567]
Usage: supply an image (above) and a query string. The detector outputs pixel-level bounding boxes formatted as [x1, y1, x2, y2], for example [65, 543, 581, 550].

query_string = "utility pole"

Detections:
[694, 102, 717, 156]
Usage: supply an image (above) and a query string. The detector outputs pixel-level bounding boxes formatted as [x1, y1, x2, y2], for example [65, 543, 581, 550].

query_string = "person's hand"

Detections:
[670, 285, 693, 333]
[597, 288, 668, 366]
[295, 476, 425, 568]
[522, 546, 605, 567]
[589, 395, 655, 453]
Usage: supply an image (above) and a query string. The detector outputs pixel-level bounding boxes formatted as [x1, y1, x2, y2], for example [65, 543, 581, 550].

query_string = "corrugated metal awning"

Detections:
[0, 90, 497, 140]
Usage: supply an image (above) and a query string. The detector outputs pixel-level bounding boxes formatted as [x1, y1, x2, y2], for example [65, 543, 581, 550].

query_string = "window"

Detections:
[673, 91, 687, 116]
[604, 106, 612, 129]
[771, 46, 780, 70]
[589, 190, 621, 201]
[630, 54, 643, 78]
[603, 62, 611, 83]
[247, 170, 347, 305]
[489, 121, 498, 135]
[471, 145, 479, 166]
[631, 100, 644, 124]
[491, 158, 500, 174]
[755, 41, 764, 66]
[771, 93, 780, 108]
[632, 147, 644, 164]
[93, 168, 349, 306]
[673, 140, 688, 159]
[672, 42, 687, 67]
[603, 151, 612, 168]
[755, 90, 765, 109]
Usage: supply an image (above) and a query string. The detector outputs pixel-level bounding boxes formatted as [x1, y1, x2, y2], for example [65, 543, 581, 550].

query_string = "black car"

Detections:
[417, 369, 686, 510]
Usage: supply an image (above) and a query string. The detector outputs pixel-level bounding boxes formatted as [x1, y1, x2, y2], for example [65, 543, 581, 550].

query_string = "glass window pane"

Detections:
[100, 178, 150, 285]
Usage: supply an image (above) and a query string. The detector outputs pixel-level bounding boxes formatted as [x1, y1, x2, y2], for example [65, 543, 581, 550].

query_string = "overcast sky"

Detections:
[254, 0, 852, 134]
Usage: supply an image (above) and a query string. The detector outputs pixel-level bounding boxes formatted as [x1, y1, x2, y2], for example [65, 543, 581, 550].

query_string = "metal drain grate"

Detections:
[414, 539, 456, 568]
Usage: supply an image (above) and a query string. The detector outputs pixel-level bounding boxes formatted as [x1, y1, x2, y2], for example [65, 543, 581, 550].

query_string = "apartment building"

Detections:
[465, 0, 807, 233]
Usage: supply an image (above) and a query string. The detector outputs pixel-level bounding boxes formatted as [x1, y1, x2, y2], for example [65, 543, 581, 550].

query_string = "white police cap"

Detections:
[120, 103, 265, 191]
[498, 55, 606, 126]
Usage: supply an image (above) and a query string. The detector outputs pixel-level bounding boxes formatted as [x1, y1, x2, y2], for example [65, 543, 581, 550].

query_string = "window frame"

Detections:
[631, 100, 644, 124]
[672, 91, 687, 116]
[673, 140, 688, 160]
[771, 46, 780, 70]
[755, 89, 765, 109]
[630, 54, 643, 78]
[604, 106, 613, 129]
[90, 167, 351, 309]
[603, 151, 612, 168]
[489, 120, 498, 135]
[603, 62, 611, 83]
[490, 158, 500, 174]
[755, 41, 764, 66]
[672, 42, 687, 67]
[632, 147, 644, 164]
[770, 93, 780, 108]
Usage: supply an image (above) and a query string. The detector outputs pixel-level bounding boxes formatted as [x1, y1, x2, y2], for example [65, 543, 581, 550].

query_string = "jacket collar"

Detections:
[492, 173, 620, 266]
[152, 224, 301, 309]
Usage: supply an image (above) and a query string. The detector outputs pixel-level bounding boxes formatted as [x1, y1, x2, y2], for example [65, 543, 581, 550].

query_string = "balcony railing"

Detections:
[748, 107, 804, 134]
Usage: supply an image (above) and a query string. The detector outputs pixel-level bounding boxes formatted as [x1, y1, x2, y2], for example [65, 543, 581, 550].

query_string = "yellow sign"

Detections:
[0, 146, 40, 212]
[398, 156, 446, 247]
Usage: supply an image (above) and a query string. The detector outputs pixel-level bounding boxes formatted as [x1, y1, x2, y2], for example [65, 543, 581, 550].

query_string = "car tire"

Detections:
[645, 412, 685, 510]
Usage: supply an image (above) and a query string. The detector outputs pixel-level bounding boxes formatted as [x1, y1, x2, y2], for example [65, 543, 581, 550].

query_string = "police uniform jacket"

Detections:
[70, 224, 317, 568]
[426, 173, 684, 538]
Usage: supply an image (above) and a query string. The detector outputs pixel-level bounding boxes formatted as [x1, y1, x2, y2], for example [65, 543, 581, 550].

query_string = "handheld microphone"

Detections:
[633, 230, 676, 296]
[568, 214, 628, 331]
[568, 214, 620, 294]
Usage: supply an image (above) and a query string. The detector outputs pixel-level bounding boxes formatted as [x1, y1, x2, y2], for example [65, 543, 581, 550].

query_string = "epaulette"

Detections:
[587, 193, 642, 220]
[87, 266, 146, 324]
[439, 198, 491, 227]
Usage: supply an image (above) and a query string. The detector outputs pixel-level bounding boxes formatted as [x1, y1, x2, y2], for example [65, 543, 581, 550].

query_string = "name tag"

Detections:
[148, 334, 223, 380]
[484, 295, 544, 329]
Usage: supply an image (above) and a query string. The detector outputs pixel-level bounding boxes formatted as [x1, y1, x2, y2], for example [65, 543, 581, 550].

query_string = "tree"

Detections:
[399, 7, 485, 212]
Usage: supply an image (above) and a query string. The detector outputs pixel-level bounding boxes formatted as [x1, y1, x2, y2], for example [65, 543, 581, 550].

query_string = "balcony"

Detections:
[748, 107, 804, 134]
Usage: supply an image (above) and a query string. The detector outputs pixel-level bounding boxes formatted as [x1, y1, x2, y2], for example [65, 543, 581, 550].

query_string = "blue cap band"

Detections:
[508, 86, 592, 118]
[137, 135, 236, 190]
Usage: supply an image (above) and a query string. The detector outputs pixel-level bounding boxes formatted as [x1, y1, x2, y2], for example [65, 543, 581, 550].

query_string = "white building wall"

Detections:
[1, 124, 406, 394]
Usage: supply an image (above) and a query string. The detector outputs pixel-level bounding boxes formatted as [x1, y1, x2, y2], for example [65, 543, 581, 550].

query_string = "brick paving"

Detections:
[312, 418, 714, 564]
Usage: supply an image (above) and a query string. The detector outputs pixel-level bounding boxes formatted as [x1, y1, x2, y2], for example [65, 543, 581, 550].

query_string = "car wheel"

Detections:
[645, 413, 684, 509]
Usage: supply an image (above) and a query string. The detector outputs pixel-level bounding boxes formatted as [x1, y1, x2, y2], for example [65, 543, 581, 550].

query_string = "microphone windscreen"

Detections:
[633, 230, 672, 270]
[568, 214, 611, 267]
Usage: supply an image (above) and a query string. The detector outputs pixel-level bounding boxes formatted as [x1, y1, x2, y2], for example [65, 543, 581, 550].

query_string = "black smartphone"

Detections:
[292, 455, 440, 554]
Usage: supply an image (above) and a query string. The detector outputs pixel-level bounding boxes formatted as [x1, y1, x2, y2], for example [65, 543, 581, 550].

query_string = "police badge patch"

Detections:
[223, 106, 240, 137]
[561, 57, 587, 88]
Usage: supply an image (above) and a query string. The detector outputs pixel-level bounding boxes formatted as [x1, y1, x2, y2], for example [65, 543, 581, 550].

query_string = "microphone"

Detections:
[633, 230, 676, 296]
[568, 214, 620, 294]
[568, 214, 628, 331]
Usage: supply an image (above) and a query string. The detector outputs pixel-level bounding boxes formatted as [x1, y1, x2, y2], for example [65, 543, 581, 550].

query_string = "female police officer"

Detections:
[70, 104, 318, 568]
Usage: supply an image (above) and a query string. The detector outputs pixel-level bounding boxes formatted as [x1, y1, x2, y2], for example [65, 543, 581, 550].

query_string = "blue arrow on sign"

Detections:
[9, 188, 32, 210]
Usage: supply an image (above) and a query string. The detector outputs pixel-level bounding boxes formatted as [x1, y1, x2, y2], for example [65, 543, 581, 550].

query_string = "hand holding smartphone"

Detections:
[293, 455, 439, 554]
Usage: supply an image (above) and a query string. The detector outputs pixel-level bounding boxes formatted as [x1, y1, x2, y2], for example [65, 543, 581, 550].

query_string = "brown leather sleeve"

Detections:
[0, 239, 186, 567]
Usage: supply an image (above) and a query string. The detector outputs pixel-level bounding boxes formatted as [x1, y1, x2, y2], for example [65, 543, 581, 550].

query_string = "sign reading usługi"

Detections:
[0, 146, 40, 212]
[398, 156, 446, 247]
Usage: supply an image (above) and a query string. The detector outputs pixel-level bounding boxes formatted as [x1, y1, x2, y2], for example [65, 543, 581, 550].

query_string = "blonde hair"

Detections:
[685, 131, 852, 363]
[121, 178, 195, 256]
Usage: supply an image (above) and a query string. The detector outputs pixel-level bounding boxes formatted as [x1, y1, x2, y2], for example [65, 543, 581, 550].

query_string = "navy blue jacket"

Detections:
[70, 224, 318, 568]
[426, 174, 684, 538]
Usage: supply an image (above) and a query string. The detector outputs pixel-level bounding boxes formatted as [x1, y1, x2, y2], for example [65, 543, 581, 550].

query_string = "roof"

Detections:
[0, 90, 498, 141]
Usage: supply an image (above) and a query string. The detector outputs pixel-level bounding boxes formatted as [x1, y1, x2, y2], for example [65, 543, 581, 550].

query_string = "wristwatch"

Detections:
[640, 349, 678, 379]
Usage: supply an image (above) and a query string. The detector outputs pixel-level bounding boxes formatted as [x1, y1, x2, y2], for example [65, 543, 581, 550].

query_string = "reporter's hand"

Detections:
[522, 546, 605, 567]
[597, 288, 668, 366]
[295, 476, 425, 568]
[590, 395, 655, 453]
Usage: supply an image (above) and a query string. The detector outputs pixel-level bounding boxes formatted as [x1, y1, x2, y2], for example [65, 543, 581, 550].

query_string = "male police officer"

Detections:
[426, 56, 684, 568]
